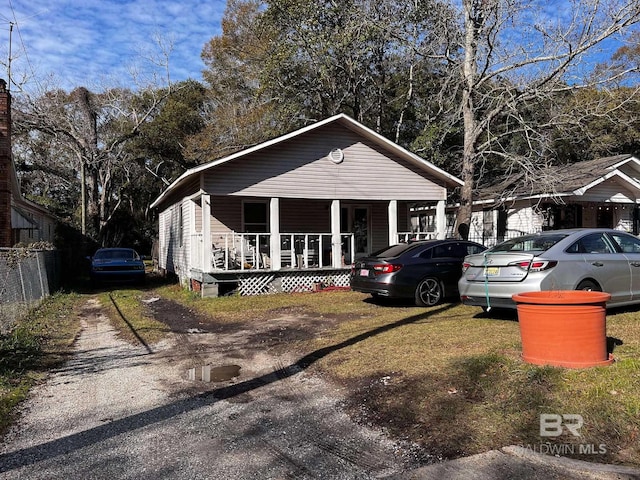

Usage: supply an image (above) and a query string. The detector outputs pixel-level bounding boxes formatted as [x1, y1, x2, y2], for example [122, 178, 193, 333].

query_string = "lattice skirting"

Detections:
[278, 270, 350, 294]
[197, 269, 351, 297]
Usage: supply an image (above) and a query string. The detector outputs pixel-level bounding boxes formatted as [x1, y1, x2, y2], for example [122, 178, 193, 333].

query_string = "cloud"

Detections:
[2, 0, 226, 91]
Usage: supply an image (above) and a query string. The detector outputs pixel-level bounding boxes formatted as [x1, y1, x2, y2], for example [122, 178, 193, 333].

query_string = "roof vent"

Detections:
[329, 148, 344, 164]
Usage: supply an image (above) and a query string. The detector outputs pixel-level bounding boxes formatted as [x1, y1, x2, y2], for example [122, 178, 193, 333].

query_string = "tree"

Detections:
[12, 84, 170, 244]
[430, 0, 640, 235]
[196, 0, 460, 156]
[259, 0, 457, 140]
[191, 0, 281, 161]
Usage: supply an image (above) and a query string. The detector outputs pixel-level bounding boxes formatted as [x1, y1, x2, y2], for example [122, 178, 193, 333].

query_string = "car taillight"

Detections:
[510, 260, 558, 272]
[373, 264, 402, 275]
[462, 262, 472, 273]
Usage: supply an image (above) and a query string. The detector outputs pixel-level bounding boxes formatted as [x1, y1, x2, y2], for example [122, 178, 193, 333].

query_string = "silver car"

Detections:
[458, 228, 640, 310]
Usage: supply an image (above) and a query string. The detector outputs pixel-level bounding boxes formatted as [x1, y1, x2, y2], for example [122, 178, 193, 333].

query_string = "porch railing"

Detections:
[397, 231, 437, 243]
[198, 231, 355, 272]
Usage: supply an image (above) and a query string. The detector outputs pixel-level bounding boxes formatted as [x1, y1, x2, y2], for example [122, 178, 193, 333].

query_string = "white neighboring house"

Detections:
[467, 154, 640, 247]
[151, 113, 463, 296]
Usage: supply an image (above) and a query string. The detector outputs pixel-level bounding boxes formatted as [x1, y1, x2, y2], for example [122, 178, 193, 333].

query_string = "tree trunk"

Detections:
[455, 0, 481, 239]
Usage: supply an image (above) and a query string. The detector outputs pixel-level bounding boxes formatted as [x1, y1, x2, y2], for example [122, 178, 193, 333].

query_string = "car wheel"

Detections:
[576, 280, 601, 292]
[415, 278, 443, 307]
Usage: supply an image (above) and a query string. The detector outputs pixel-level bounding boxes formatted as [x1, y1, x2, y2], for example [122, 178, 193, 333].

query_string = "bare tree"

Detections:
[425, 0, 640, 235]
[13, 85, 168, 241]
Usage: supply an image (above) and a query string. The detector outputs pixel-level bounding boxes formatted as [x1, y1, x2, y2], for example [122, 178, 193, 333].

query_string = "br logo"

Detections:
[540, 414, 584, 437]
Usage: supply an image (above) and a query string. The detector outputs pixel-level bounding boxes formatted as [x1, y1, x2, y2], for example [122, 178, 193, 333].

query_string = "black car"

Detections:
[350, 239, 487, 306]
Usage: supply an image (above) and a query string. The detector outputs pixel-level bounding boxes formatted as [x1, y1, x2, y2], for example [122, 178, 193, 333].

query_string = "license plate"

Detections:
[484, 267, 500, 276]
[359, 269, 369, 276]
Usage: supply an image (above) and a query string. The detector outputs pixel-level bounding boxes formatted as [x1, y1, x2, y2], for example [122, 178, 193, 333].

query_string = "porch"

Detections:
[188, 230, 438, 297]
[189, 230, 438, 273]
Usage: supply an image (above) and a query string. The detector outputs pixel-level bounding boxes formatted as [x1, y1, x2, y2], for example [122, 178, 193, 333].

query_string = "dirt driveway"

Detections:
[0, 295, 427, 479]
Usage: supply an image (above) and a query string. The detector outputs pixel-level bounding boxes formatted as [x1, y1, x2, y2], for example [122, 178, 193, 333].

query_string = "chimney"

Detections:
[0, 79, 12, 247]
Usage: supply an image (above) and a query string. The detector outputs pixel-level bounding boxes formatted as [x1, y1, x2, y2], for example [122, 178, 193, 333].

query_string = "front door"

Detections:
[342, 206, 370, 261]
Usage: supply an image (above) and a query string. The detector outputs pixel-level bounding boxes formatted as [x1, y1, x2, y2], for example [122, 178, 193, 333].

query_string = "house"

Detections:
[467, 154, 640, 247]
[0, 79, 57, 247]
[151, 114, 463, 296]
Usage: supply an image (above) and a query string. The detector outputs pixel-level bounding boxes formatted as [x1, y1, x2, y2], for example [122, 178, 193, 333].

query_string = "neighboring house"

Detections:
[467, 154, 640, 247]
[0, 79, 57, 247]
[151, 113, 463, 296]
[11, 184, 58, 245]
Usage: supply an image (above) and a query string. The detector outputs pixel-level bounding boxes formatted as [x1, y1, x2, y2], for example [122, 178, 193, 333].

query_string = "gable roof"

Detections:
[477, 154, 640, 203]
[151, 114, 463, 209]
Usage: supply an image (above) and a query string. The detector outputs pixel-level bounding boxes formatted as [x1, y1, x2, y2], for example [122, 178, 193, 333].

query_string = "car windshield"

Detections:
[94, 249, 137, 260]
[488, 233, 569, 253]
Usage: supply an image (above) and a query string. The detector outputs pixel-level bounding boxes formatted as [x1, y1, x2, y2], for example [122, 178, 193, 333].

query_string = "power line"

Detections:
[5, 0, 45, 92]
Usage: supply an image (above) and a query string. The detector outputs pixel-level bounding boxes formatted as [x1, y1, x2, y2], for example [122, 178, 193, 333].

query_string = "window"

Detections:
[243, 202, 268, 233]
[570, 233, 615, 254]
[490, 234, 568, 253]
[609, 232, 640, 253]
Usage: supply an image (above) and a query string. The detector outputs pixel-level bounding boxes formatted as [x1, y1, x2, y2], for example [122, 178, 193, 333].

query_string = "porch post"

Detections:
[436, 199, 446, 239]
[201, 193, 212, 271]
[331, 199, 342, 268]
[388, 200, 398, 246]
[270, 197, 281, 270]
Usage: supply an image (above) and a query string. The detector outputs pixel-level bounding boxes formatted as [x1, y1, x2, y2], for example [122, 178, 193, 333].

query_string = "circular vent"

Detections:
[329, 148, 344, 164]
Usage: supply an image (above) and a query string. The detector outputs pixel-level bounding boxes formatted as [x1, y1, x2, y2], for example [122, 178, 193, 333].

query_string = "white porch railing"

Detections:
[397, 231, 437, 243]
[195, 231, 355, 272]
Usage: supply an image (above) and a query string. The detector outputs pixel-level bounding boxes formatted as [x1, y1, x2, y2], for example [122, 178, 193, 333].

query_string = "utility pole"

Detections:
[7, 23, 12, 92]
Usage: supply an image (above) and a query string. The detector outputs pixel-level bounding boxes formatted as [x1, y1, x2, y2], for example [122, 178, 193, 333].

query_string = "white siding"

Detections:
[158, 200, 192, 284]
[581, 178, 636, 203]
[507, 205, 544, 234]
[202, 124, 447, 202]
[157, 208, 170, 271]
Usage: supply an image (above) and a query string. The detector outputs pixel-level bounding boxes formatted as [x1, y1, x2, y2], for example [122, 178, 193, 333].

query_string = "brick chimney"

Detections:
[0, 79, 12, 247]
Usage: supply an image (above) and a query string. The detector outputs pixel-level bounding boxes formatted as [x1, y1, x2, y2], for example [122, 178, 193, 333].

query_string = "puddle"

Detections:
[187, 364, 241, 382]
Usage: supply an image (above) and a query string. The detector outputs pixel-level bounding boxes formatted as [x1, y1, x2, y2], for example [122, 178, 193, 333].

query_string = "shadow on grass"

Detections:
[0, 302, 455, 473]
[342, 353, 565, 460]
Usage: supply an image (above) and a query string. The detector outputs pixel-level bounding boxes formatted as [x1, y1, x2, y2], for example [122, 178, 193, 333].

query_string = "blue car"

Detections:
[89, 248, 146, 285]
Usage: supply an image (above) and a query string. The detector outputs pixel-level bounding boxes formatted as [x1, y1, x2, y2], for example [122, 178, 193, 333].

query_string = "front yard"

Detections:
[3, 285, 640, 466]
[140, 286, 640, 466]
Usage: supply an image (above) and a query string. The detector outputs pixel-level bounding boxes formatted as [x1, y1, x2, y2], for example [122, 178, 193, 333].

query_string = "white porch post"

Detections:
[270, 197, 281, 270]
[201, 193, 212, 270]
[388, 200, 398, 246]
[436, 199, 446, 239]
[331, 199, 342, 268]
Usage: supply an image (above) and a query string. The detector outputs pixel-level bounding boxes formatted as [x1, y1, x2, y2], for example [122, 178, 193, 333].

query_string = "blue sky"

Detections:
[1, 0, 226, 91]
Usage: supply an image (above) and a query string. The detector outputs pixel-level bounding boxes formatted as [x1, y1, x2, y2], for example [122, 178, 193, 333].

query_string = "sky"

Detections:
[1, 0, 227, 92]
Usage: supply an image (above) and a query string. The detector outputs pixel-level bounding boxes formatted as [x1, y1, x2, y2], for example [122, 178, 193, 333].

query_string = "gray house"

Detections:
[151, 114, 463, 296]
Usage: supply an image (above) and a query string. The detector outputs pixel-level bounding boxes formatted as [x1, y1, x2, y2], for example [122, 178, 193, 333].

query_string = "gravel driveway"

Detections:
[0, 297, 424, 479]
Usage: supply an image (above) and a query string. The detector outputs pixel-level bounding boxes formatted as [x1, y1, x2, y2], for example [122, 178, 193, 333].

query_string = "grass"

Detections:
[139, 288, 640, 466]
[0, 292, 83, 436]
[4, 285, 638, 466]
[98, 289, 170, 345]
